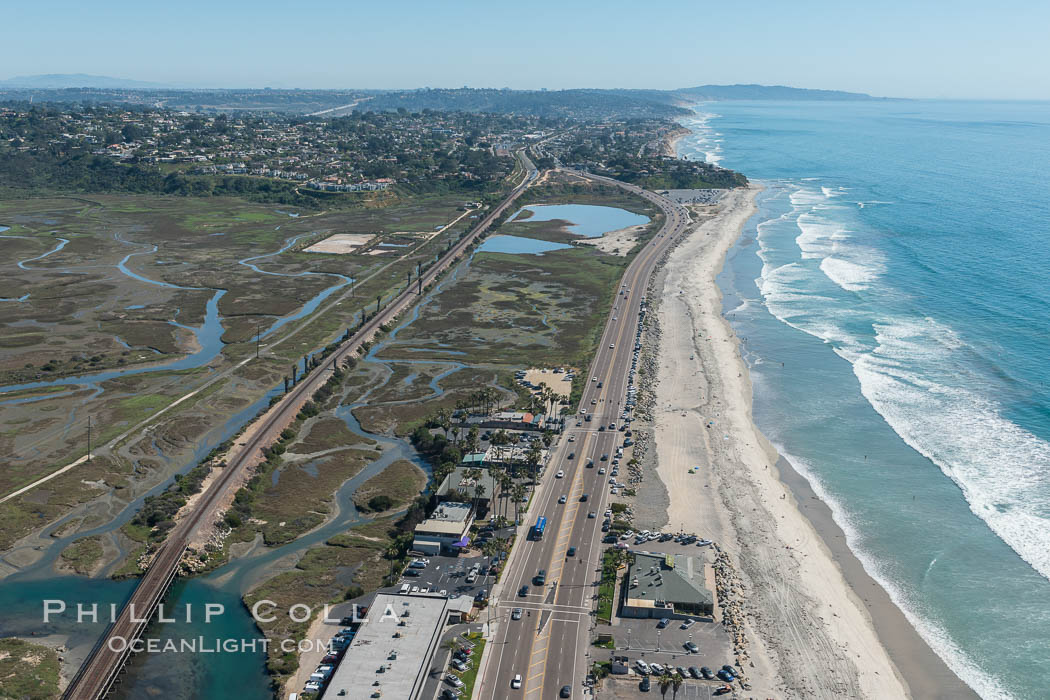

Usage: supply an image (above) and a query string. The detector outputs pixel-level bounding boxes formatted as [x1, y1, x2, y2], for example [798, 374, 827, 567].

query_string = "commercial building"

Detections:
[322, 593, 448, 699]
[412, 501, 474, 555]
[620, 551, 714, 619]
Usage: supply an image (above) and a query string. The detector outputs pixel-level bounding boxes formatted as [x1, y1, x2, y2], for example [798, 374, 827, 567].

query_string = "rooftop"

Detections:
[322, 593, 449, 700]
[625, 551, 713, 608]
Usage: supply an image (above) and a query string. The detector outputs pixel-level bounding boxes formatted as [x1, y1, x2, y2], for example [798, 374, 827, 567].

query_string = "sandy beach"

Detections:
[644, 187, 912, 699]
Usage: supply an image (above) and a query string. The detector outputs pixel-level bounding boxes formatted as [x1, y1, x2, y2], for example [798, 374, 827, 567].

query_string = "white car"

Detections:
[511, 674, 522, 689]
[446, 674, 464, 688]
[635, 660, 651, 674]
[555, 470, 565, 478]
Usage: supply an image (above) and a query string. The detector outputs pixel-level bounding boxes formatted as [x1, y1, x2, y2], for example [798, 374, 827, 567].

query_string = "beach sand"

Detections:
[645, 186, 921, 699]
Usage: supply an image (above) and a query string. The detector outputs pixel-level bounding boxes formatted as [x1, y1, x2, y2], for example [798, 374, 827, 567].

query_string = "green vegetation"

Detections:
[58, 535, 105, 575]
[454, 632, 486, 698]
[0, 638, 60, 700]
[598, 548, 629, 624]
[243, 524, 390, 690]
[351, 459, 427, 513]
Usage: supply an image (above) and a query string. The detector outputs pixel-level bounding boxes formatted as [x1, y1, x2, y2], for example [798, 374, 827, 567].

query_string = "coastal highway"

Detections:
[478, 172, 692, 700]
[62, 152, 538, 700]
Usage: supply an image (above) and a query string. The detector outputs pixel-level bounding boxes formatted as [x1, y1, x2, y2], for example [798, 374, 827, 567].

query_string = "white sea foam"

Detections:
[768, 442, 1014, 700]
[854, 319, 1050, 582]
[757, 188, 1050, 586]
[819, 256, 882, 291]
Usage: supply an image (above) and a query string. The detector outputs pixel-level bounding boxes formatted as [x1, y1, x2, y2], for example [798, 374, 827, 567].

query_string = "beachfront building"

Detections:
[412, 501, 474, 555]
[620, 551, 714, 619]
[436, 466, 499, 511]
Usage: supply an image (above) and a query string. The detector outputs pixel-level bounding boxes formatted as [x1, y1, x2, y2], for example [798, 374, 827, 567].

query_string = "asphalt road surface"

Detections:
[477, 175, 692, 700]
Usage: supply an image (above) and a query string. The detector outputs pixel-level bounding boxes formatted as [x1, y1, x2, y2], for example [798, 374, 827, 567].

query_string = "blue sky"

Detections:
[6, 0, 1048, 98]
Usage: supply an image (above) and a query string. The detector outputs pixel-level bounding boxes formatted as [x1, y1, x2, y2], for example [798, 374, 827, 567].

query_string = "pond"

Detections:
[509, 203, 650, 238]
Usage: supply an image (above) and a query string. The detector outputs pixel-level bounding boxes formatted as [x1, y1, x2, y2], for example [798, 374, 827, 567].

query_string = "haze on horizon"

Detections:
[6, 0, 1049, 100]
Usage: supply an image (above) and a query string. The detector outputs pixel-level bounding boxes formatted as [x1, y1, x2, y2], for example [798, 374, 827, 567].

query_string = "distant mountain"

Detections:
[673, 84, 883, 101]
[0, 74, 171, 89]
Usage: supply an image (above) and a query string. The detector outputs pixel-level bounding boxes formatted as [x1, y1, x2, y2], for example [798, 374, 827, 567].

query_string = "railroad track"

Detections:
[62, 152, 538, 700]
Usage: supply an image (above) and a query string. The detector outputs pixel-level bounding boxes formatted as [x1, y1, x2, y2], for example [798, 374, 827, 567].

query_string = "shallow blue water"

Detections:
[680, 100, 1050, 699]
[477, 234, 571, 255]
[509, 203, 650, 237]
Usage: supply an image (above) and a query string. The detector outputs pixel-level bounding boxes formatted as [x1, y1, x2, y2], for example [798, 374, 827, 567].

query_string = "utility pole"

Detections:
[255, 323, 261, 359]
[86, 416, 92, 462]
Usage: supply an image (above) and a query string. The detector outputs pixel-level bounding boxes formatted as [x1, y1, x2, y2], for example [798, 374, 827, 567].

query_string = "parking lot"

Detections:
[589, 537, 739, 700]
[600, 675, 727, 700]
[398, 550, 500, 599]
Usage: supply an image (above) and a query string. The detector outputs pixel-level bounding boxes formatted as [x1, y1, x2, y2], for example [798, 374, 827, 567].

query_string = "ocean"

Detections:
[677, 100, 1050, 700]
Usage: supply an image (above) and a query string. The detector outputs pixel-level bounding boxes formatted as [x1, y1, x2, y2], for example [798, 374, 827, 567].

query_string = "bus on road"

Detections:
[531, 516, 547, 541]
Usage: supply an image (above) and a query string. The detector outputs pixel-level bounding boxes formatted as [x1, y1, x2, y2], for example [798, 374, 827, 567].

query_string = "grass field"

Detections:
[0, 637, 61, 699]
[351, 459, 427, 513]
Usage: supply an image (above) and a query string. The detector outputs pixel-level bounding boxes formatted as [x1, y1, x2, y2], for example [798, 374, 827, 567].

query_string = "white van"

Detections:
[400, 583, 411, 594]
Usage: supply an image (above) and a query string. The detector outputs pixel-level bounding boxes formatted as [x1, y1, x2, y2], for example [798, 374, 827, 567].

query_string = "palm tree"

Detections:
[658, 672, 674, 698]
[671, 672, 684, 699]
[512, 483, 527, 523]
[466, 425, 481, 455]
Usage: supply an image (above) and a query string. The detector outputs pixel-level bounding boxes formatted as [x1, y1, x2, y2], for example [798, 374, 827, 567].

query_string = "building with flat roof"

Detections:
[436, 467, 498, 509]
[620, 551, 714, 619]
[412, 501, 474, 555]
[322, 593, 449, 699]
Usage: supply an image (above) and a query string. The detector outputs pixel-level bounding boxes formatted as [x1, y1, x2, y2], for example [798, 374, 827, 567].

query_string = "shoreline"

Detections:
[643, 185, 974, 698]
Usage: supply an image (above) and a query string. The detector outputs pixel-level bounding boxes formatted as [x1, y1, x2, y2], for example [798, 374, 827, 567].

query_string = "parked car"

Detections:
[639, 676, 651, 692]
[701, 666, 715, 680]
[717, 669, 735, 682]
[656, 618, 670, 629]
[684, 641, 699, 653]
[681, 619, 696, 629]
[635, 660, 650, 675]
[689, 666, 702, 679]
[446, 674, 464, 688]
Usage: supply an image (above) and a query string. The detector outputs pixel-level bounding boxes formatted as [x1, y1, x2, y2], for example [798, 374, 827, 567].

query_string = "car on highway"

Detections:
[598, 424, 605, 431]
[511, 674, 522, 689]
[600, 453, 608, 461]
[567, 546, 576, 557]
[518, 584, 529, 597]
[512, 607, 523, 620]
[555, 470, 564, 478]
[560, 686, 572, 698]
[567, 452, 574, 459]
[558, 495, 567, 504]
[580, 493, 589, 501]
[598, 467, 606, 474]
[588, 511, 597, 518]
[609, 344, 615, 349]
[533, 570, 546, 585]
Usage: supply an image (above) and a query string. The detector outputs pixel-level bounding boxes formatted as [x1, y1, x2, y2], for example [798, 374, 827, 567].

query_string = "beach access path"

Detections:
[648, 187, 910, 699]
